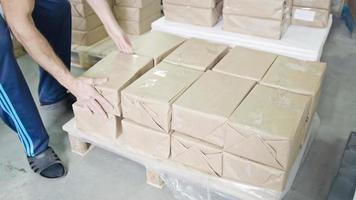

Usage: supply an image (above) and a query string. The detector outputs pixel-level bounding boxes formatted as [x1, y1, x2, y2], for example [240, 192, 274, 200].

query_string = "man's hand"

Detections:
[68, 77, 114, 118]
[113, 30, 133, 54]
[85, 0, 133, 54]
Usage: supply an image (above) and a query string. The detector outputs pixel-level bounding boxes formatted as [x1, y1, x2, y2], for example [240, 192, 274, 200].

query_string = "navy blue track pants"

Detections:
[0, 0, 71, 157]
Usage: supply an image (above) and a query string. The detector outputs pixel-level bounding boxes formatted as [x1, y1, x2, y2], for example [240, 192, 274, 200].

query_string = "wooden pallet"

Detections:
[62, 115, 320, 200]
[71, 37, 117, 69]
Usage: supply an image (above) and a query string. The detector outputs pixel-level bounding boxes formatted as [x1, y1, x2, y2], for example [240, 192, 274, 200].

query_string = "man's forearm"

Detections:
[10, 18, 75, 89]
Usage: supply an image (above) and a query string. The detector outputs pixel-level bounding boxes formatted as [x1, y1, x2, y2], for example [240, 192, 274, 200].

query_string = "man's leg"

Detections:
[0, 16, 49, 157]
[0, 17, 65, 178]
[32, 0, 72, 105]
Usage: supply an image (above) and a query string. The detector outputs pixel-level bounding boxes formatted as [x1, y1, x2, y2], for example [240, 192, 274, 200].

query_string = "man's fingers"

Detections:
[93, 77, 108, 85]
[89, 99, 107, 118]
[94, 93, 114, 113]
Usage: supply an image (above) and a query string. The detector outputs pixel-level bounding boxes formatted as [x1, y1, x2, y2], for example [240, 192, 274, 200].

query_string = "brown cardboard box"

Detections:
[293, 0, 331, 9]
[114, 0, 157, 8]
[223, 14, 289, 39]
[121, 62, 203, 133]
[71, 0, 113, 17]
[224, 0, 289, 20]
[212, 47, 277, 81]
[223, 152, 287, 191]
[113, 0, 161, 22]
[163, 0, 219, 9]
[164, 38, 229, 71]
[224, 85, 311, 171]
[292, 7, 330, 28]
[72, 13, 102, 31]
[73, 103, 121, 139]
[163, 1, 223, 27]
[132, 31, 186, 65]
[171, 132, 223, 176]
[261, 56, 326, 119]
[71, 0, 94, 17]
[117, 12, 162, 35]
[72, 25, 108, 46]
[260, 56, 326, 143]
[172, 71, 255, 147]
[81, 52, 153, 116]
[119, 120, 170, 159]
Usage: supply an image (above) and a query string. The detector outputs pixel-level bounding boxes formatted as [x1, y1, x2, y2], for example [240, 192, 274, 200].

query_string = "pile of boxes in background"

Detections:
[72, 31, 327, 192]
[223, 0, 292, 39]
[113, 0, 162, 35]
[292, 0, 331, 28]
[162, 0, 223, 27]
[70, 0, 111, 45]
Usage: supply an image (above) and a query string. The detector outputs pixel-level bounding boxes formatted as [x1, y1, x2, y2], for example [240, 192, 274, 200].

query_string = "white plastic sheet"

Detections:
[151, 17, 332, 61]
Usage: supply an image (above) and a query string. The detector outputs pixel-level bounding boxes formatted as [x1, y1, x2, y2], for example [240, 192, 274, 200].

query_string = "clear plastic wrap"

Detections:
[147, 114, 320, 200]
[64, 111, 320, 200]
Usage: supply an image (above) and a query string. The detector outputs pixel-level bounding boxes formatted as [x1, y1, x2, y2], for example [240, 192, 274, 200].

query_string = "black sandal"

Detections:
[27, 147, 67, 179]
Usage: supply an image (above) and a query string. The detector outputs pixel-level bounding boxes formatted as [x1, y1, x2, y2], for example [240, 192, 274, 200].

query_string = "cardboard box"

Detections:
[292, 7, 330, 28]
[223, 14, 289, 39]
[293, 0, 331, 9]
[113, 0, 161, 22]
[164, 38, 229, 71]
[224, 0, 291, 20]
[81, 51, 154, 116]
[223, 152, 287, 191]
[117, 12, 162, 35]
[72, 25, 108, 46]
[72, 13, 102, 31]
[224, 85, 311, 171]
[71, 0, 113, 17]
[163, 0, 219, 9]
[212, 47, 277, 81]
[119, 120, 170, 159]
[121, 62, 203, 133]
[114, 0, 158, 8]
[73, 103, 121, 139]
[261, 56, 326, 119]
[172, 71, 255, 147]
[132, 31, 186, 65]
[171, 132, 223, 176]
[163, 1, 223, 27]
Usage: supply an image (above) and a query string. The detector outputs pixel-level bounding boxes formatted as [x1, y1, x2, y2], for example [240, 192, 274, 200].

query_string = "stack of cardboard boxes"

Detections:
[70, 0, 112, 45]
[73, 31, 186, 157]
[113, 0, 162, 35]
[292, 0, 331, 27]
[223, 0, 293, 39]
[73, 33, 327, 192]
[163, 0, 223, 27]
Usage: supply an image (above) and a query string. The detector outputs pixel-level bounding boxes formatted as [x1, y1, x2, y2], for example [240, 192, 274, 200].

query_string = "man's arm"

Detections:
[1, 0, 113, 117]
[86, 0, 133, 54]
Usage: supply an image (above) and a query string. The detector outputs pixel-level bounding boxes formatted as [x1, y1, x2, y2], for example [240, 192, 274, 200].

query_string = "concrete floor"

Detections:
[0, 17, 355, 200]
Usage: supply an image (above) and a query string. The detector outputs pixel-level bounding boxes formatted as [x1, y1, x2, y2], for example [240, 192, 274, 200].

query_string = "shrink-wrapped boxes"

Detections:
[164, 38, 229, 71]
[223, 0, 292, 39]
[79, 51, 154, 116]
[260, 56, 327, 142]
[172, 71, 255, 147]
[212, 47, 277, 81]
[292, 5, 330, 28]
[70, 0, 112, 45]
[121, 62, 203, 133]
[163, 0, 223, 27]
[132, 31, 186, 65]
[113, 0, 162, 35]
[119, 119, 170, 159]
[222, 85, 311, 191]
